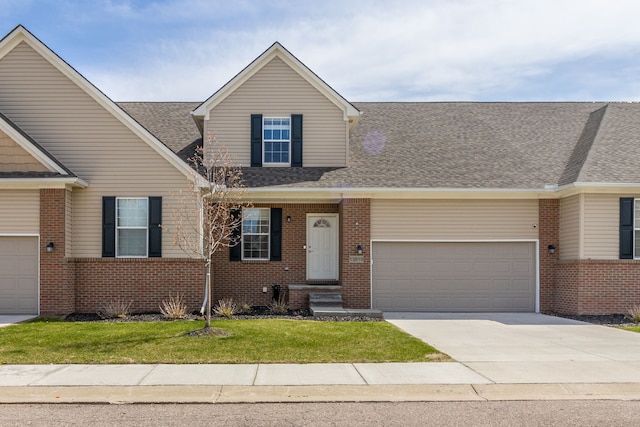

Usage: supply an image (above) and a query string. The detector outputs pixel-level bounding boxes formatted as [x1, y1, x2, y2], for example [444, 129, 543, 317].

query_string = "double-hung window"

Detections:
[263, 117, 290, 165]
[116, 197, 148, 257]
[241, 208, 270, 260]
[102, 196, 161, 258]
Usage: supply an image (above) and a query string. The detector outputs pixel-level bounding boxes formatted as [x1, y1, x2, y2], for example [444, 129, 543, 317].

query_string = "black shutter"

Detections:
[270, 208, 282, 261]
[102, 197, 116, 257]
[230, 209, 242, 261]
[291, 114, 303, 167]
[620, 198, 634, 259]
[148, 196, 162, 258]
[251, 114, 263, 167]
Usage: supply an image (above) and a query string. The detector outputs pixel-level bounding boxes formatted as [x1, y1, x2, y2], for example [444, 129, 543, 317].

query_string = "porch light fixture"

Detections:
[287, 216, 291, 223]
[548, 245, 555, 254]
[357, 245, 363, 255]
[46, 242, 54, 252]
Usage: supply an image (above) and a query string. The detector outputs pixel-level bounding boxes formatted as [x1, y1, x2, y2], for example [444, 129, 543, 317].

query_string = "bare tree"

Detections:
[173, 134, 250, 329]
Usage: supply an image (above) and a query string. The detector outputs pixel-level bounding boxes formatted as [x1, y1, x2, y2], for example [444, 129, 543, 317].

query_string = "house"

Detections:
[1, 25, 640, 316]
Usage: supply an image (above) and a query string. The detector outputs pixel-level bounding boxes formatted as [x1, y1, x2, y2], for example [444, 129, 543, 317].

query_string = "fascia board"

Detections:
[192, 42, 360, 121]
[244, 184, 640, 201]
[0, 177, 88, 189]
[556, 182, 640, 197]
[0, 26, 202, 185]
[242, 187, 562, 201]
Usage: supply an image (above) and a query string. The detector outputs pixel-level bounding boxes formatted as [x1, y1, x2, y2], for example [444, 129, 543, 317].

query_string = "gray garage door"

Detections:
[372, 242, 536, 312]
[0, 236, 38, 314]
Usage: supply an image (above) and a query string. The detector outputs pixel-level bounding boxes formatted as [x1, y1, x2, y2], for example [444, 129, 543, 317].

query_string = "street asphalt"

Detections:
[2, 312, 640, 403]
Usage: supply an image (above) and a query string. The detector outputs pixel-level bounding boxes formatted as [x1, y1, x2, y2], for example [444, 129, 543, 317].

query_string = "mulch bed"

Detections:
[545, 312, 638, 327]
[63, 307, 382, 323]
[62, 310, 637, 326]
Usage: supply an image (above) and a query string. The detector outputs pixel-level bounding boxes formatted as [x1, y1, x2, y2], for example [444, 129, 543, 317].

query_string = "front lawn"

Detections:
[0, 318, 445, 364]
[621, 325, 640, 333]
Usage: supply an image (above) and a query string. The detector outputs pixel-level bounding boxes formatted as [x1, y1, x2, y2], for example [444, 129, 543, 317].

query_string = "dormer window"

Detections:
[263, 117, 290, 165]
[251, 114, 303, 168]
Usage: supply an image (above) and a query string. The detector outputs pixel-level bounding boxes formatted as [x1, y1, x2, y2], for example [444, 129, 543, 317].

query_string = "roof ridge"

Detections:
[558, 105, 608, 186]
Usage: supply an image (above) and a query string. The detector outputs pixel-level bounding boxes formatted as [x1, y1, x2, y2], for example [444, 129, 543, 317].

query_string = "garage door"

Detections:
[372, 242, 536, 312]
[0, 236, 38, 314]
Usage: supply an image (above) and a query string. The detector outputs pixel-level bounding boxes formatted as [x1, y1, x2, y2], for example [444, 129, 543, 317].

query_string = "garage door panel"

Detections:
[472, 261, 491, 274]
[0, 236, 38, 315]
[372, 242, 536, 312]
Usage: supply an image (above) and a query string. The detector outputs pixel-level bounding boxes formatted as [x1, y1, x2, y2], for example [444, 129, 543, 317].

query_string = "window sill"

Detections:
[262, 163, 291, 168]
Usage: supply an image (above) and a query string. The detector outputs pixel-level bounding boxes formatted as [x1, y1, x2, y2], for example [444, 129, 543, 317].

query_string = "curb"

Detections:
[2, 383, 640, 404]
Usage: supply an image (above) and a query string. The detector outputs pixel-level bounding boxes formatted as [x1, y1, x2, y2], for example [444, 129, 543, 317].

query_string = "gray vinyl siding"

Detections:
[0, 129, 48, 172]
[371, 199, 539, 240]
[559, 195, 581, 260]
[205, 57, 348, 167]
[582, 193, 626, 260]
[0, 189, 39, 234]
[0, 41, 197, 258]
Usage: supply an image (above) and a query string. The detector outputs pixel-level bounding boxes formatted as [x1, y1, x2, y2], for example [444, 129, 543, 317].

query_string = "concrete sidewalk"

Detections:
[1, 363, 640, 403]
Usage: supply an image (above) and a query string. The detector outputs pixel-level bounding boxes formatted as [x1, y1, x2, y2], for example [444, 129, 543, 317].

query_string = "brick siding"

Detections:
[38, 193, 640, 316]
[212, 203, 338, 307]
[39, 189, 74, 315]
[538, 198, 558, 312]
[539, 198, 640, 315]
[556, 260, 640, 315]
[72, 258, 205, 313]
[339, 198, 371, 309]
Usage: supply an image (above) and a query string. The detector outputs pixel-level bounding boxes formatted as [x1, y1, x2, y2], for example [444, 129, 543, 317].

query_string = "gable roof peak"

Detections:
[191, 41, 360, 127]
[0, 24, 207, 187]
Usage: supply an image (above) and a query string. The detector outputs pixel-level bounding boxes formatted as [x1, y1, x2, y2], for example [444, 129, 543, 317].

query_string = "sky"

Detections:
[1, 0, 640, 102]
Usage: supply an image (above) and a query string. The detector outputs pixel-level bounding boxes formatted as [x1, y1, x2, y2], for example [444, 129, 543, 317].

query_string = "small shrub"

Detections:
[213, 298, 238, 318]
[160, 294, 189, 319]
[99, 299, 132, 319]
[627, 305, 640, 323]
[268, 295, 289, 315]
[237, 300, 252, 315]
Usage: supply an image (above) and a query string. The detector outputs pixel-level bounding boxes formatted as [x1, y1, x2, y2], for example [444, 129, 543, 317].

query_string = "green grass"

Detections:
[0, 318, 445, 364]
[621, 325, 640, 333]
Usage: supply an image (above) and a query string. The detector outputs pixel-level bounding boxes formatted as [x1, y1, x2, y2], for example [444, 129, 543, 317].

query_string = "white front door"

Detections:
[306, 214, 339, 280]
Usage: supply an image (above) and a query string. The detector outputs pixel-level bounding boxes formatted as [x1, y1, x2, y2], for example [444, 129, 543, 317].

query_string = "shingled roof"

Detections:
[117, 102, 201, 163]
[119, 101, 640, 190]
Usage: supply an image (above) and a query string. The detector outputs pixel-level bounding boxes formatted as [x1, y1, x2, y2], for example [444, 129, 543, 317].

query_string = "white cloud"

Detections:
[30, 0, 640, 101]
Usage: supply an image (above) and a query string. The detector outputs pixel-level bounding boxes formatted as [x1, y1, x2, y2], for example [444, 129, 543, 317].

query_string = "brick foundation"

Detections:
[72, 258, 206, 313]
[555, 260, 640, 315]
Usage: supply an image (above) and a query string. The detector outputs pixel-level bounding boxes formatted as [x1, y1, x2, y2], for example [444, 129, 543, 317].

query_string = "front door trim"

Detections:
[306, 213, 339, 281]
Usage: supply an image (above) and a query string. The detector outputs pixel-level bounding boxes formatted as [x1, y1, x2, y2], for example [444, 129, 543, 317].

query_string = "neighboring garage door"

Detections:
[372, 242, 536, 312]
[0, 236, 38, 314]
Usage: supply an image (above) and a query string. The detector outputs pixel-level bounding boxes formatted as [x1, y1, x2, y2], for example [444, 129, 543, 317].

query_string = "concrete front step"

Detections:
[309, 293, 343, 307]
[310, 306, 384, 318]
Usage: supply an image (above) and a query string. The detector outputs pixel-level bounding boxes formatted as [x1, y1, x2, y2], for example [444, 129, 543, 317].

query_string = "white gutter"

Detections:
[239, 183, 640, 201]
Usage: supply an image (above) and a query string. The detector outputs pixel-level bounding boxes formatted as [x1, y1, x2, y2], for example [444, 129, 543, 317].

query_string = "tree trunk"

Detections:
[205, 265, 212, 328]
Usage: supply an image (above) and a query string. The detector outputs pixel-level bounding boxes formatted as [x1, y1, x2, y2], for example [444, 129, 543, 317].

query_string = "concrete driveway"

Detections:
[0, 315, 35, 328]
[385, 312, 640, 384]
